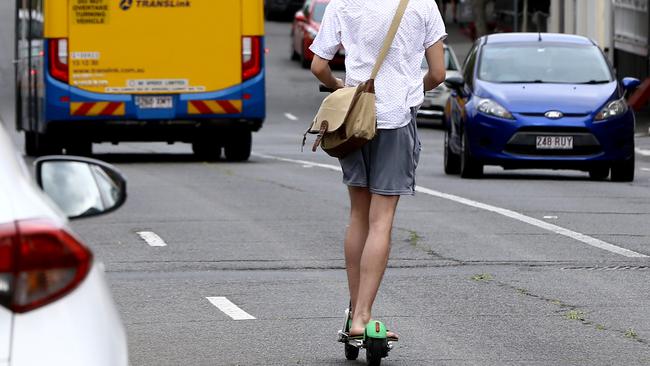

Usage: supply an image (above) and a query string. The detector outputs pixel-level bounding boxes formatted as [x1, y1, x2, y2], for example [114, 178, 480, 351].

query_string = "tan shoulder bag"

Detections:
[304, 0, 410, 159]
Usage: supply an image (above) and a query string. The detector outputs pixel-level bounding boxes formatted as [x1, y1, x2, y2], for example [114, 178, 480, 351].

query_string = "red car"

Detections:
[290, 0, 345, 68]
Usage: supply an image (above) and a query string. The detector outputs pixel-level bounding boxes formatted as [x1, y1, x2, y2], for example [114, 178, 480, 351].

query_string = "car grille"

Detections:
[519, 112, 590, 118]
[504, 129, 602, 156]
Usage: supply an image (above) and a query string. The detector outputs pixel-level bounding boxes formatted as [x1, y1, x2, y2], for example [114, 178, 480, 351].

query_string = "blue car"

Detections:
[443, 33, 640, 181]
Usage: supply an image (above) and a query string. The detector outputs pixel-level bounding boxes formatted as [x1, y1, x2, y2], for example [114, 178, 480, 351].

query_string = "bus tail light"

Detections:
[48, 38, 69, 83]
[0, 220, 92, 314]
[242, 36, 262, 81]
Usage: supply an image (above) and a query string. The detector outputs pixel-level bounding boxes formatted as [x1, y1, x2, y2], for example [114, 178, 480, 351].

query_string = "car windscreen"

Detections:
[421, 48, 458, 71]
[477, 44, 613, 84]
[312, 2, 328, 22]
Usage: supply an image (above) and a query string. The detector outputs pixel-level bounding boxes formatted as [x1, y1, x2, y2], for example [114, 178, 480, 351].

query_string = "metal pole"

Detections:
[513, 0, 519, 32]
[522, 0, 528, 32]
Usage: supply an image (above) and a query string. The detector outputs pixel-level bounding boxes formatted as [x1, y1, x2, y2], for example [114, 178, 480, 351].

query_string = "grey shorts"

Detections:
[339, 107, 421, 196]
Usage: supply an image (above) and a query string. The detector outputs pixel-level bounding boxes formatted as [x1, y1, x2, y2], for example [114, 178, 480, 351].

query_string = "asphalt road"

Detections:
[2, 10, 650, 365]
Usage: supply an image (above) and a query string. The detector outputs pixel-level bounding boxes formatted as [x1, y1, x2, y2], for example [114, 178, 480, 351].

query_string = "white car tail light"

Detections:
[242, 36, 262, 81]
[48, 38, 69, 83]
[0, 220, 91, 313]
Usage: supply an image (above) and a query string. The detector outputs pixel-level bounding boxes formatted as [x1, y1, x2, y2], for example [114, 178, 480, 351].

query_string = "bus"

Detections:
[15, 0, 265, 161]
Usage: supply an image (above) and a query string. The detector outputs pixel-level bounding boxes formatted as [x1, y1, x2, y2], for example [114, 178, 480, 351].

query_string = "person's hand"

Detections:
[334, 78, 345, 90]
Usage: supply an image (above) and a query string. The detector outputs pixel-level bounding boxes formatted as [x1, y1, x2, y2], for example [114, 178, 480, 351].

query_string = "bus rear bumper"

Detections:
[42, 70, 266, 141]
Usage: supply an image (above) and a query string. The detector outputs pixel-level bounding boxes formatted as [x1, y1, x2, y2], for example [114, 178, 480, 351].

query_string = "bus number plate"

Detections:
[136, 96, 173, 109]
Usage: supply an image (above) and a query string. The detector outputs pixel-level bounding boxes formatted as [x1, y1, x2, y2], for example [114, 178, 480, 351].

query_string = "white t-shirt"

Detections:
[310, 0, 447, 129]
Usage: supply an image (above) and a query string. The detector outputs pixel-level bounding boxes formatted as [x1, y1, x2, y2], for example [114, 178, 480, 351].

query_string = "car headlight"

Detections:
[595, 98, 628, 121]
[476, 98, 514, 120]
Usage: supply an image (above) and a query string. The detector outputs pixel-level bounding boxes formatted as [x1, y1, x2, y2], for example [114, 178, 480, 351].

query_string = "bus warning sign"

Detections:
[72, 0, 109, 25]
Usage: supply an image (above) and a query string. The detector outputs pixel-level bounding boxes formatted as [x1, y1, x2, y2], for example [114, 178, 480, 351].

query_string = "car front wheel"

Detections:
[444, 129, 461, 175]
[460, 131, 483, 179]
[611, 155, 634, 182]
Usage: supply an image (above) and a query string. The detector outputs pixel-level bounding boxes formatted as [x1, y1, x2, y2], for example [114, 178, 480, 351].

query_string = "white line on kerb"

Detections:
[636, 148, 650, 157]
[136, 231, 167, 247]
[284, 113, 299, 121]
[206, 297, 256, 320]
[253, 153, 647, 258]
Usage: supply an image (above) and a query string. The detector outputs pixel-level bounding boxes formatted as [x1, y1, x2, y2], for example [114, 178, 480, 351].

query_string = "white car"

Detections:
[419, 44, 462, 122]
[0, 123, 129, 366]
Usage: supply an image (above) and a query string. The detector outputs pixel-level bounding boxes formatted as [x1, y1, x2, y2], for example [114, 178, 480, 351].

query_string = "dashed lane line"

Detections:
[206, 297, 256, 320]
[284, 113, 299, 121]
[253, 153, 647, 258]
[636, 148, 650, 157]
[136, 231, 167, 247]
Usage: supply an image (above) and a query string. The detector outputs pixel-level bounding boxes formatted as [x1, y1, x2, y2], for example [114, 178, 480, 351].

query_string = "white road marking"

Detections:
[206, 297, 256, 320]
[136, 231, 167, 247]
[254, 153, 342, 172]
[254, 153, 648, 258]
[543, 216, 559, 219]
[641, 168, 650, 172]
[284, 113, 299, 121]
[636, 148, 650, 157]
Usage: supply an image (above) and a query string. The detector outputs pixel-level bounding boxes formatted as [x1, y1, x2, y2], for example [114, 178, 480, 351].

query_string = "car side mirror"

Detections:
[295, 11, 307, 23]
[35, 156, 127, 220]
[445, 76, 465, 94]
[621, 77, 641, 91]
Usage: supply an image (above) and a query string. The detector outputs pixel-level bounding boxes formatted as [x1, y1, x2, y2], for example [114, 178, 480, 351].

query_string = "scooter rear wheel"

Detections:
[345, 343, 359, 360]
[365, 338, 387, 366]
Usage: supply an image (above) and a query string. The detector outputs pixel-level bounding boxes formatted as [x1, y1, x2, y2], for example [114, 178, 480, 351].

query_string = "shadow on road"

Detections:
[478, 172, 602, 182]
[93, 153, 260, 165]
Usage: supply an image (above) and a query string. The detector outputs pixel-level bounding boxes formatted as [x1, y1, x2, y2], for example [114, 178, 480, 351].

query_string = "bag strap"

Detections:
[370, 0, 410, 80]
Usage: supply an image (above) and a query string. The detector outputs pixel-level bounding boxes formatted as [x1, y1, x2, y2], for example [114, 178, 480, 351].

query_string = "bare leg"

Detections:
[345, 187, 371, 316]
[349, 193, 400, 335]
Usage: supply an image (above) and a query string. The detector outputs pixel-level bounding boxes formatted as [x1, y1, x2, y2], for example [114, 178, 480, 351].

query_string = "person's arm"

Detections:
[308, 1, 344, 90]
[423, 41, 446, 91]
[311, 56, 345, 90]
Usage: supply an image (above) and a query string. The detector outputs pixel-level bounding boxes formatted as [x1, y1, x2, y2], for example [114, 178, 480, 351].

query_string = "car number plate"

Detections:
[136, 96, 173, 109]
[536, 136, 573, 150]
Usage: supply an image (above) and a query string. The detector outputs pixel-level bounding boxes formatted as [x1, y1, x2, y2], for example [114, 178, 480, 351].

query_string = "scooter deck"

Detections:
[337, 330, 396, 349]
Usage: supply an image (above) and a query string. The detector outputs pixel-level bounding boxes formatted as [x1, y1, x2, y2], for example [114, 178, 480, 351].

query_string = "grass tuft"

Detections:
[565, 310, 585, 321]
[625, 328, 638, 339]
[471, 274, 493, 282]
[408, 231, 422, 246]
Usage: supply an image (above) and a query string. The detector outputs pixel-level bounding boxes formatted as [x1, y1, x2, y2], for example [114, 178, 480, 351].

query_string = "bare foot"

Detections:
[387, 330, 399, 340]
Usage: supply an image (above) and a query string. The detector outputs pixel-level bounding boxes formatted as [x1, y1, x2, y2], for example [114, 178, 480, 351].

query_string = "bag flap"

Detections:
[310, 86, 359, 133]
